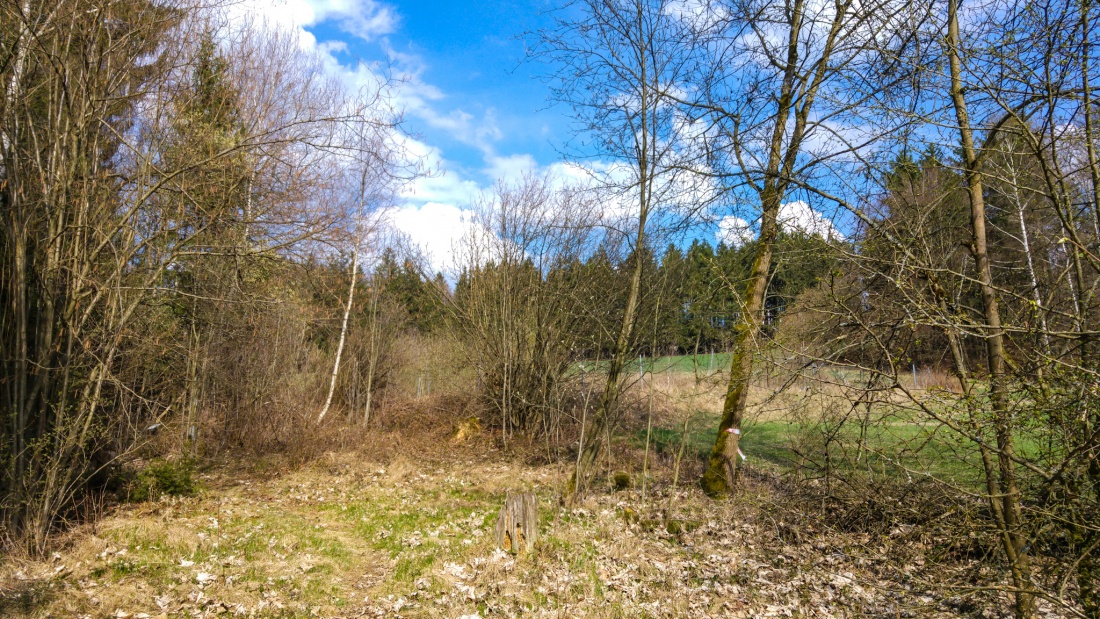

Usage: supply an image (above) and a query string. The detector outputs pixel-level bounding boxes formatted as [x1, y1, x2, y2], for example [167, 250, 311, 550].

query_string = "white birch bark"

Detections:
[318, 168, 370, 423]
[317, 238, 359, 423]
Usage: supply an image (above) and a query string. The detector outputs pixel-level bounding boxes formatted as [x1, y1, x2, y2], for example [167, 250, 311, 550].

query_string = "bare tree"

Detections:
[535, 0, 709, 498]
[684, 0, 907, 497]
[451, 175, 601, 446]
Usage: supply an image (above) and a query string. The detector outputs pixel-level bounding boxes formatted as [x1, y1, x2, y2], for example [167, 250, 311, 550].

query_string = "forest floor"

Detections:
[0, 395, 1067, 619]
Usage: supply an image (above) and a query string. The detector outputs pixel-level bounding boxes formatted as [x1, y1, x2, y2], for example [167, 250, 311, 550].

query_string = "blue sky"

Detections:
[308, 1, 568, 177]
[240, 0, 600, 271]
[238, 0, 844, 273]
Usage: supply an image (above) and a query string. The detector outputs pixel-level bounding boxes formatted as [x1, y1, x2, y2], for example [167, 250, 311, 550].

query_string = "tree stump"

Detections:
[494, 492, 537, 554]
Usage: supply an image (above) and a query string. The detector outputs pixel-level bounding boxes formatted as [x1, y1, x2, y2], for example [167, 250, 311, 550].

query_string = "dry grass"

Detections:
[623, 363, 849, 429]
[0, 391, 1071, 619]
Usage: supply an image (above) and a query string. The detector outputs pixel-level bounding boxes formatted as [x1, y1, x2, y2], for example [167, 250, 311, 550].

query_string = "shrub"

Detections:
[124, 460, 197, 502]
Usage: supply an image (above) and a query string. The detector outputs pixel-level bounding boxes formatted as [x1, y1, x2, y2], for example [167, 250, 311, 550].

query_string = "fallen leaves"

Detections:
[1, 447, 1074, 619]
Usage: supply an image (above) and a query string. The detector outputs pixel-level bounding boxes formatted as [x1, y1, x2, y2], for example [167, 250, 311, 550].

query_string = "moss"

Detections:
[664, 518, 699, 535]
[620, 506, 639, 524]
[1079, 550, 1100, 618]
[612, 472, 632, 491]
[699, 461, 730, 499]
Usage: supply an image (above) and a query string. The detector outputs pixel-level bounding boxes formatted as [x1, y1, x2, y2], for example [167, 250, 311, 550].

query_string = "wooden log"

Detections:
[494, 492, 537, 554]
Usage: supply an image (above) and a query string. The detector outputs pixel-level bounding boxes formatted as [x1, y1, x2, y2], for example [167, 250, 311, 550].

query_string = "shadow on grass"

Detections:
[0, 577, 56, 617]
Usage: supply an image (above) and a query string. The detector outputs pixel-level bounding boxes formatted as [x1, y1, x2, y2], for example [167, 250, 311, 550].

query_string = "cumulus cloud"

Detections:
[716, 201, 843, 248]
[225, 1, 721, 273]
[221, 0, 398, 104]
[219, 1, 506, 277]
[717, 215, 755, 248]
[231, 0, 396, 44]
[384, 202, 483, 275]
[391, 153, 631, 273]
[778, 200, 844, 240]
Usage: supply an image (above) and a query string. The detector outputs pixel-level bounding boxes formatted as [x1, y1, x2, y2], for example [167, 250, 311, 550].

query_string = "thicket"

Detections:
[0, 1, 420, 551]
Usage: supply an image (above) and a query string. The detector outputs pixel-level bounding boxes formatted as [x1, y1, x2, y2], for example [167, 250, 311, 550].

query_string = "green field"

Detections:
[622, 355, 1034, 489]
[574, 352, 734, 376]
[635, 415, 999, 488]
[575, 353, 870, 383]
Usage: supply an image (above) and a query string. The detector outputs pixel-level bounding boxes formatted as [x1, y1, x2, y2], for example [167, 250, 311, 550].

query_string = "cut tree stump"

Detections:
[494, 492, 537, 554]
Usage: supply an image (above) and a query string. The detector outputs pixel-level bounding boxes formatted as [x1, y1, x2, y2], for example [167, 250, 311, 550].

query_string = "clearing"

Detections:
[0, 391, 1061, 618]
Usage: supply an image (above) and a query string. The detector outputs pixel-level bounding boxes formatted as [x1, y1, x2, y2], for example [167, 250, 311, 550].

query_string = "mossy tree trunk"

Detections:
[701, 0, 849, 498]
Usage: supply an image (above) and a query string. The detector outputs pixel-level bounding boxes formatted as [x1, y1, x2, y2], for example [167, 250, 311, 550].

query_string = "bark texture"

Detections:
[494, 492, 538, 554]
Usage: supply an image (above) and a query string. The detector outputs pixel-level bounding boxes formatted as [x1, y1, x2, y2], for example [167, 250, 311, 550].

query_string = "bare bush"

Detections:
[451, 176, 601, 444]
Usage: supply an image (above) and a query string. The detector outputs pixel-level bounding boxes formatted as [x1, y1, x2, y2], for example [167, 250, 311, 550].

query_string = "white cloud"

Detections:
[369, 41, 505, 157]
[385, 202, 482, 275]
[223, 1, 397, 101]
[717, 215, 754, 248]
[391, 135, 481, 207]
[389, 152, 650, 274]
[219, 2, 510, 277]
[234, 0, 396, 43]
[401, 167, 483, 208]
[779, 200, 844, 241]
[485, 154, 540, 185]
[717, 201, 844, 247]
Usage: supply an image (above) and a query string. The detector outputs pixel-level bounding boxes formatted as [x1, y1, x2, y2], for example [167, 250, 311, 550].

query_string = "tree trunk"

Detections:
[363, 292, 379, 425]
[701, 191, 779, 497]
[494, 491, 537, 554]
[569, 4, 653, 499]
[946, 1, 1033, 615]
[700, 0, 847, 498]
[318, 238, 359, 424]
[701, 0, 799, 494]
[571, 239, 646, 497]
[1075, 2, 1100, 611]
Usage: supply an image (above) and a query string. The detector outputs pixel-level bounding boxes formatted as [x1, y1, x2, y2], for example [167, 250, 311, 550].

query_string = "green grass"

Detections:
[393, 553, 436, 583]
[635, 419, 789, 464]
[638, 413, 1010, 488]
[574, 352, 734, 377]
[617, 353, 1039, 489]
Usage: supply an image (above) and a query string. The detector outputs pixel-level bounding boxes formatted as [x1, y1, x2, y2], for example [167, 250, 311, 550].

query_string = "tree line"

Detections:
[454, 232, 834, 358]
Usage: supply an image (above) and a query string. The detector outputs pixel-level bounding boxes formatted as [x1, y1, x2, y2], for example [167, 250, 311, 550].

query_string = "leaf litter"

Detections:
[0, 444, 1073, 618]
